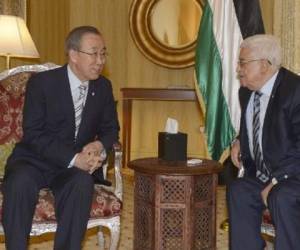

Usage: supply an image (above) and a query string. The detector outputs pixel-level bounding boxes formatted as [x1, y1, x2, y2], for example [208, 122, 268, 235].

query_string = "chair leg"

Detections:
[265, 241, 274, 250]
[109, 221, 120, 250]
[97, 226, 105, 249]
[96, 217, 120, 250]
[109, 217, 120, 250]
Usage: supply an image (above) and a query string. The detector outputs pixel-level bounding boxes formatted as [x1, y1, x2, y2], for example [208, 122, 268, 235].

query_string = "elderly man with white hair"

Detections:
[228, 34, 300, 250]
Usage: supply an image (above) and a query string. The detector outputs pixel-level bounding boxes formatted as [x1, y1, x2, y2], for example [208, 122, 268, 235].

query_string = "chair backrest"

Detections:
[0, 63, 59, 175]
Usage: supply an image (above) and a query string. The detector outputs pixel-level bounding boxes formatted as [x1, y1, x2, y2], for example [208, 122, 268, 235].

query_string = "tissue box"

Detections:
[158, 132, 187, 161]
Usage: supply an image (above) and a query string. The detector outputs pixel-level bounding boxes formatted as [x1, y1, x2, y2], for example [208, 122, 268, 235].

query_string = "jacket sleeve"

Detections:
[270, 74, 300, 182]
[271, 96, 300, 181]
[96, 80, 120, 151]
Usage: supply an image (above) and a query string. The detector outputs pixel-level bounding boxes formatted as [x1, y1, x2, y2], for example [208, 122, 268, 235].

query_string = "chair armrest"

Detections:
[101, 142, 123, 201]
[112, 142, 123, 201]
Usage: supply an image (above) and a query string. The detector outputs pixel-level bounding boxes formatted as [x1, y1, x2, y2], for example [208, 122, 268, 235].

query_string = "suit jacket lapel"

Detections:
[240, 87, 252, 132]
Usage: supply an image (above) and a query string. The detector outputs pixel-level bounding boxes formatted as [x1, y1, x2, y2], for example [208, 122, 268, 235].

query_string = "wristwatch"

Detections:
[272, 174, 289, 185]
[271, 177, 278, 185]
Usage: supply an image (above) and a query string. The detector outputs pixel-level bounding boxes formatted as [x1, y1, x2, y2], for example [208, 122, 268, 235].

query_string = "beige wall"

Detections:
[120, 1, 206, 160]
[68, 0, 206, 161]
[28, 0, 70, 66]
[260, 0, 274, 34]
[273, 0, 300, 72]
[260, 0, 300, 73]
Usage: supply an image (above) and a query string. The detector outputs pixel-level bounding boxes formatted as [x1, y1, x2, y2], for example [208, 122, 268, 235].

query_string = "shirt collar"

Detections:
[67, 65, 89, 91]
[259, 70, 279, 97]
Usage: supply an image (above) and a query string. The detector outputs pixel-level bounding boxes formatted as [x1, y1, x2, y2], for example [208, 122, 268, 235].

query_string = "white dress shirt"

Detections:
[67, 65, 89, 168]
[246, 71, 279, 160]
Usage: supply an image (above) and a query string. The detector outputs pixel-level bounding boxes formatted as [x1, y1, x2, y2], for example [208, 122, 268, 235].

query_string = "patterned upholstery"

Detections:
[0, 64, 123, 250]
[261, 209, 275, 239]
[0, 142, 14, 175]
[0, 184, 122, 222]
[0, 71, 30, 171]
[0, 72, 31, 144]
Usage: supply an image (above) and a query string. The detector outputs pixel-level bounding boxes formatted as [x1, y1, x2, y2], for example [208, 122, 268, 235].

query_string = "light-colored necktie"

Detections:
[74, 85, 87, 137]
[253, 91, 270, 182]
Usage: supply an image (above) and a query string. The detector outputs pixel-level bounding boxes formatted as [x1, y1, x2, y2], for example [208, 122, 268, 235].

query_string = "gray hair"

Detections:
[65, 26, 101, 54]
[240, 34, 282, 68]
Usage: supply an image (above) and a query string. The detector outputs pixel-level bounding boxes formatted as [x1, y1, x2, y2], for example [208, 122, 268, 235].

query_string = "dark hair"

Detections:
[65, 26, 101, 54]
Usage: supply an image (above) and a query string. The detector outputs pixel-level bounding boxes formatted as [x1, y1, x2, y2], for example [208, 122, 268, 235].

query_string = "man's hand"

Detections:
[74, 151, 103, 172]
[261, 182, 274, 207]
[87, 154, 103, 174]
[231, 139, 242, 168]
[74, 151, 95, 171]
[77, 140, 106, 174]
[82, 140, 104, 156]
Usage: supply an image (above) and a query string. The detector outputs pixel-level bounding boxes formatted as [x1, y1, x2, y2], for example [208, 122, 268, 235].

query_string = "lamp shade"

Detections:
[0, 15, 39, 59]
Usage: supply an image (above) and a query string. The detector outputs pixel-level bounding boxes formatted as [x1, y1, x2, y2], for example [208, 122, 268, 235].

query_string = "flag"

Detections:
[195, 0, 264, 161]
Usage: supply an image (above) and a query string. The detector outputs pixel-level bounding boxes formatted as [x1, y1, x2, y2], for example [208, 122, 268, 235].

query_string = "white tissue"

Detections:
[187, 159, 203, 166]
[164, 118, 178, 134]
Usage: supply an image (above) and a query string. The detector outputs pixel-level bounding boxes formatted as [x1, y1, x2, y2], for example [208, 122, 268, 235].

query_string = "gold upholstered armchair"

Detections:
[0, 64, 123, 250]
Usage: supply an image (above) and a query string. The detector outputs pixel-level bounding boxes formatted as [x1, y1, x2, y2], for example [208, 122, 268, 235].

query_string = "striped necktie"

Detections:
[74, 85, 87, 137]
[253, 91, 270, 182]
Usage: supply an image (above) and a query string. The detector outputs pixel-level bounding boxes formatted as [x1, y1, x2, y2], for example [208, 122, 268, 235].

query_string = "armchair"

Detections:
[0, 64, 123, 250]
[261, 210, 275, 242]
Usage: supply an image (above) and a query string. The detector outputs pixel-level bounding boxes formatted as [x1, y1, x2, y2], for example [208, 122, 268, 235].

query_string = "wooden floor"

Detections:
[0, 176, 230, 250]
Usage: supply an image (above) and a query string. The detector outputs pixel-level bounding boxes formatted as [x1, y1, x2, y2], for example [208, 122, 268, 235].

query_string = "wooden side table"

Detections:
[129, 158, 222, 250]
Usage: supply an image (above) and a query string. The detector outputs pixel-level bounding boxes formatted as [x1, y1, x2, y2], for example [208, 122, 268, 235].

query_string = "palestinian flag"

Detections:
[195, 0, 265, 161]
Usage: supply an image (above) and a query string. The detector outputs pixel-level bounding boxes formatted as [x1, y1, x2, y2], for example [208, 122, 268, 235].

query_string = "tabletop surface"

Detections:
[128, 157, 222, 175]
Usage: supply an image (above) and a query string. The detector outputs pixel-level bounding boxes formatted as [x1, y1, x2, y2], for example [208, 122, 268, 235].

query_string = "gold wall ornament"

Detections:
[129, 0, 204, 69]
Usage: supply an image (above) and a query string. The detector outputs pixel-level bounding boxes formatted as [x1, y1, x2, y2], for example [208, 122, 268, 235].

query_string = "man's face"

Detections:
[69, 33, 107, 81]
[237, 47, 268, 91]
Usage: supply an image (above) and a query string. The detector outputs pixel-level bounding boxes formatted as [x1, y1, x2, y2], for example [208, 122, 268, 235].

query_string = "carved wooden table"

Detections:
[121, 88, 197, 167]
[129, 157, 222, 250]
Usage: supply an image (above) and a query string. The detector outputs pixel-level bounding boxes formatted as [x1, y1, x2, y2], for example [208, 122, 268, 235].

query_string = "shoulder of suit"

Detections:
[97, 74, 111, 83]
[30, 64, 65, 80]
[278, 67, 300, 80]
[92, 75, 112, 88]
[27, 65, 66, 92]
[274, 67, 300, 100]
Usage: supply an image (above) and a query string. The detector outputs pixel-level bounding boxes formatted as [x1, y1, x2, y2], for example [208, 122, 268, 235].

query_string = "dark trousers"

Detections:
[2, 160, 94, 250]
[227, 176, 300, 250]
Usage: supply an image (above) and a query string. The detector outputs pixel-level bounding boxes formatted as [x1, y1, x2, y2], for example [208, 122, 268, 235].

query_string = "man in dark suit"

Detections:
[2, 26, 119, 250]
[228, 34, 300, 250]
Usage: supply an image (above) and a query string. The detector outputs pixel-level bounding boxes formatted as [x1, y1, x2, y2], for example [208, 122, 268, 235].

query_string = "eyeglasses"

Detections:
[238, 58, 272, 66]
[77, 50, 108, 61]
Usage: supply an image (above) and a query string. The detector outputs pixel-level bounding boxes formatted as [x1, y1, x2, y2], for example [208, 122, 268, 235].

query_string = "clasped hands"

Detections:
[74, 140, 106, 174]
